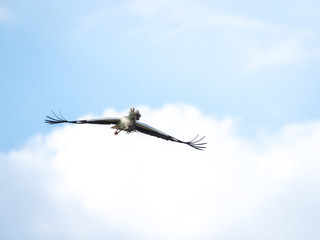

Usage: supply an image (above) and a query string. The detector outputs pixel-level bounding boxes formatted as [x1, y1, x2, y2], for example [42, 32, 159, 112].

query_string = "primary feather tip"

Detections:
[185, 135, 207, 150]
[45, 111, 75, 124]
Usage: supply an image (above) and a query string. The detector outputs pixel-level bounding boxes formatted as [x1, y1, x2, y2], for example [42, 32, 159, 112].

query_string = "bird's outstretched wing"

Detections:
[45, 111, 119, 125]
[135, 122, 207, 150]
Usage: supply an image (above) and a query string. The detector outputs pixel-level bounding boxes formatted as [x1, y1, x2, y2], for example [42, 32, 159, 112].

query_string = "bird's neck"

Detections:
[128, 114, 137, 122]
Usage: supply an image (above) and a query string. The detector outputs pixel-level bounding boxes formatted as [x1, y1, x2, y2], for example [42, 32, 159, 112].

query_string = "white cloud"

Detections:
[125, 0, 272, 41]
[0, 4, 16, 23]
[71, 0, 320, 72]
[1, 104, 320, 239]
[125, 0, 320, 70]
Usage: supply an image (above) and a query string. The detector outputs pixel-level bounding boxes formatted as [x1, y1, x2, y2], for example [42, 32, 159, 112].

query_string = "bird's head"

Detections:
[129, 107, 141, 121]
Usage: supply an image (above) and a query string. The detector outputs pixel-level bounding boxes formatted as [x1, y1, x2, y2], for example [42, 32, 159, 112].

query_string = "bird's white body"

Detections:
[115, 116, 132, 130]
[120, 116, 131, 129]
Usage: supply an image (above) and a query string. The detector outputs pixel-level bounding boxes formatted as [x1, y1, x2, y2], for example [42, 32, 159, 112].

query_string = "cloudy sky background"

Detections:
[1, 0, 320, 239]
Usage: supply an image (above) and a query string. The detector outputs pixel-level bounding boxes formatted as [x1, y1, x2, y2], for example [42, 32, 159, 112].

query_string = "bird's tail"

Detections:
[45, 111, 77, 124]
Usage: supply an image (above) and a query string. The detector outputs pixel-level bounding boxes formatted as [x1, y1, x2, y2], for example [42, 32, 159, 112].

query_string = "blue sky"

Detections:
[1, 0, 320, 150]
[1, 0, 320, 239]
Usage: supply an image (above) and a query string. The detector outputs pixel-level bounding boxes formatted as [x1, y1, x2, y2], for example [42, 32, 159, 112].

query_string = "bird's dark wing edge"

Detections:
[135, 122, 207, 151]
[45, 111, 76, 124]
[45, 111, 119, 125]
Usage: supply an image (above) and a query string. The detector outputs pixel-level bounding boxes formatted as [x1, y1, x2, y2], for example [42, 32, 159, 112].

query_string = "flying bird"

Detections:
[45, 107, 206, 150]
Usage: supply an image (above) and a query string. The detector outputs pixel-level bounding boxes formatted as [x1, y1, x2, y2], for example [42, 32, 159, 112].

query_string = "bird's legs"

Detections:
[114, 129, 121, 135]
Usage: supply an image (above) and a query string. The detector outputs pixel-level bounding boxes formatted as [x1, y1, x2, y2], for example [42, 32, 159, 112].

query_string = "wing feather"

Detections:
[77, 117, 120, 125]
[135, 122, 207, 150]
[45, 111, 119, 125]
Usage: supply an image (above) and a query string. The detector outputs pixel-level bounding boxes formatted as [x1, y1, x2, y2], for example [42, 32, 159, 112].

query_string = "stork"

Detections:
[45, 107, 206, 150]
